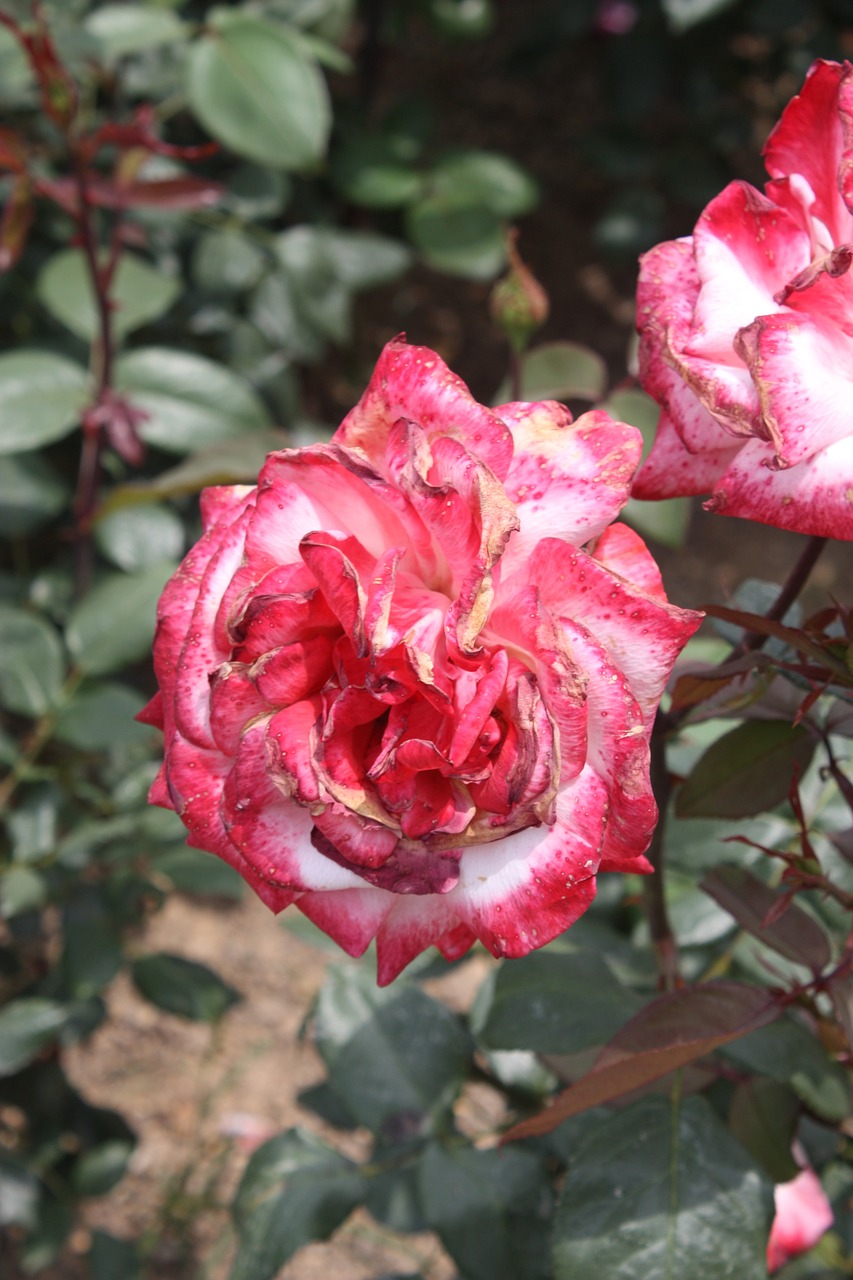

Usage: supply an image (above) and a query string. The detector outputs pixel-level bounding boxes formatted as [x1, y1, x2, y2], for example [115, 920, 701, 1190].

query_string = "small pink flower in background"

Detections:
[634, 59, 853, 539]
[767, 1165, 834, 1273]
[219, 1112, 276, 1155]
[594, 0, 638, 36]
[141, 337, 700, 984]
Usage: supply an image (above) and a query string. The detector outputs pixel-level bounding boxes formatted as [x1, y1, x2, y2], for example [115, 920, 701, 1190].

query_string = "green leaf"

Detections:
[0, 1151, 38, 1227]
[723, 1016, 851, 1122]
[85, 5, 187, 58]
[675, 721, 818, 819]
[192, 229, 267, 296]
[37, 251, 180, 341]
[331, 132, 423, 207]
[474, 950, 642, 1054]
[317, 228, 412, 289]
[154, 847, 245, 899]
[0, 867, 47, 919]
[419, 1143, 552, 1280]
[701, 865, 831, 972]
[0, 604, 64, 717]
[0, 999, 67, 1077]
[131, 953, 241, 1022]
[0, 352, 88, 455]
[93, 502, 184, 571]
[71, 1139, 134, 1197]
[61, 906, 122, 1000]
[494, 341, 607, 405]
[661, 0, 739, 31]
[66, 562, 175, 676]
[313, 966, 471, 1135]
[552, 1095, 773, 1280]
[0, 453, 68, 534]
[224, 164, 291, 219]
[55, 682, 149, 750]
[407, 193, 506, 279]
[230, 1128, 365, 1280]
[505, 982, 781, 1141]
[115, 348, 271, 454]
[5, 785, 58, 864]
[88, 1232, 141, 1280]
[186, 13, 331, 171]
[430, 150, 539, 218]
[728, 1079, 800, 1183]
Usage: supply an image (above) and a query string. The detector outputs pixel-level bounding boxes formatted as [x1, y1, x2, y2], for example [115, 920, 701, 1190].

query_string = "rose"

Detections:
[634, 59, 853, 539]
[767, 1165, 834, 1273]
[141, 337, 699, 984]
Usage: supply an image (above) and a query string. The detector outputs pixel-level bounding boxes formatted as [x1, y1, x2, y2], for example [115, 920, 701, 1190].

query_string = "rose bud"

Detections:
[140, 337, 700, 984]
[634, 59, 853, 539]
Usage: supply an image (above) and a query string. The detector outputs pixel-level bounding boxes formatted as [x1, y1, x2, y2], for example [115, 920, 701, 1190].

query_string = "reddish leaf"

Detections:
[675, 720, 817, 819]
[35, 174, 223, 215]
[502, 982, 783, 1141]
[703, 604, 852, 683]
[0, 10, 78, 129]
[86, 106, 218, 163]
[0, 175, 34, 271]
[0, 127, 27, 173]
[701, 866, 830, 972]
[670, 672, 739, 712]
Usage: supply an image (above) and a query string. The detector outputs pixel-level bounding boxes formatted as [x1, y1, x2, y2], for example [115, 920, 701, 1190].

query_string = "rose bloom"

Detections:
[141, 338, 699, 983]
[634, 59, 853, 539]
[767, 1165, 834, 1273]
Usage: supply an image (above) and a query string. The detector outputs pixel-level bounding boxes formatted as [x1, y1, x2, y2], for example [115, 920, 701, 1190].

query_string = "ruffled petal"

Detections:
[336, 335, 514, 481]
[496, 402, 642, 565]
[708, 433, 853, 538]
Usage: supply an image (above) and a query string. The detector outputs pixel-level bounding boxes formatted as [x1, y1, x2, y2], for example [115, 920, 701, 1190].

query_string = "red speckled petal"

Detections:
[736, 309, 853, 467]
[708, 433, 853, 538]
[592, 523, 667, 602]
[163, 732, 293, 911]
[297, 886, 393, 959]
[496, 402, 643, 564]
[632, 408, 740, 500]
[524, 538, 702, 725]
[173, 506, 253, 750]
[336, 335, 514, 480]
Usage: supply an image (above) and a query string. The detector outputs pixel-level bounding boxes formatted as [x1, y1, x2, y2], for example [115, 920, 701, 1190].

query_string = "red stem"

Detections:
[69, 141, 121, 593]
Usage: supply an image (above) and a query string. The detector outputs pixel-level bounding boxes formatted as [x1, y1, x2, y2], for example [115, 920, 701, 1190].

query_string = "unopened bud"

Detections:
[490, 230, 549, 353]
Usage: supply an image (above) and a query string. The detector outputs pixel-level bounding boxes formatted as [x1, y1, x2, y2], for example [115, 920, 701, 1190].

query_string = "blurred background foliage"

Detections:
[2, 0, 853, 1277]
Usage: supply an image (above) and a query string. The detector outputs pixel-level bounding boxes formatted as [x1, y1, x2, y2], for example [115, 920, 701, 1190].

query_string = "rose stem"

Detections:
[742, 534, 828, 651]
[70, 139, 120, 597]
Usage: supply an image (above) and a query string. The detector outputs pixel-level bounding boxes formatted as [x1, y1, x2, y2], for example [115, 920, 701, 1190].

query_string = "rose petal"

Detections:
[336, 335, 514, 481]
[497, 403, 643, 566]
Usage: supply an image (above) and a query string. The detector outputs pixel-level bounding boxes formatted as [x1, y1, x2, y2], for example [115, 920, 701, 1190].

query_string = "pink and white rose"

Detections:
[767, 1165, 834, 1273]
[141, 338, 699, 983]
[634, 58, 853, 539]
